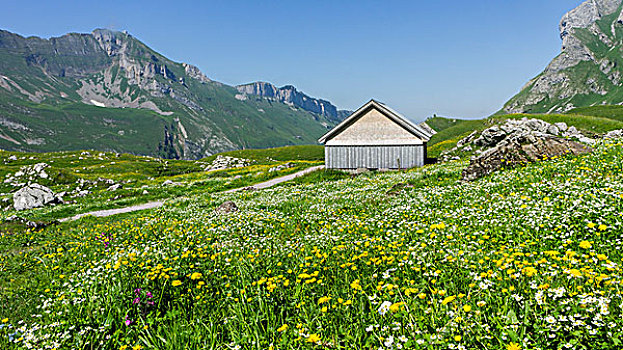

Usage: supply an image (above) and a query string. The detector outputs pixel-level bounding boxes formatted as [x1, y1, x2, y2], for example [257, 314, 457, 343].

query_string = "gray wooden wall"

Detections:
[325, 145, 426, 169]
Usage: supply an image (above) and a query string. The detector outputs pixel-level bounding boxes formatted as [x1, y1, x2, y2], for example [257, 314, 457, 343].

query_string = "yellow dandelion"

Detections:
[507, 342, 521, 350]
[307, 334, 321, 343]
[579, 241, 591, 249]
[172, 280, 182, 287]
[277, 324, 288, 332]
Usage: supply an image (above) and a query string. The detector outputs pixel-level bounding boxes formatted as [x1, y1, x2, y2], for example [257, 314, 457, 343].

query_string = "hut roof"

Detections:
[318, 99, 433, 144]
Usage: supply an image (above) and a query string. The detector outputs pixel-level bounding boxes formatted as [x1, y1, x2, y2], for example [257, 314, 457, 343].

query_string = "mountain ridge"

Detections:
[0, 28, 347, 159]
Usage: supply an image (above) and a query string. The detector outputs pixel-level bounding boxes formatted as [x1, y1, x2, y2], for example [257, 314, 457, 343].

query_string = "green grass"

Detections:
[0, 148, 322, 223]
[424, 116, 468, 133]
[2, 140, 623, 349]
[203, 145, 325, 163]
[566, 105, 623, 121]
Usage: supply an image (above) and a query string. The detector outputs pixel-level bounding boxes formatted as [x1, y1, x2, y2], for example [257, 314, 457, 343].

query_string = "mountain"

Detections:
[0, 29, 347, 159]
[504, 0, 623, 114]
[235, 82, 351, 124]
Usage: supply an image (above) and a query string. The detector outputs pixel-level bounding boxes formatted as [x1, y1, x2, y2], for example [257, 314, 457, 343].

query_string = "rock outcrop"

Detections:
[442, 117, 595, 163]
[504, 0, 623, 113]
[13, 184, 62, 211]
[462, 136, 591, 181]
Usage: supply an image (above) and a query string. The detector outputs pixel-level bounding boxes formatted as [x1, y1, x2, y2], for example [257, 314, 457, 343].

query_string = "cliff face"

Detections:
[504, 0, 623, 114]
[236, 82, 351, 123]
[0, 29, 346, 158]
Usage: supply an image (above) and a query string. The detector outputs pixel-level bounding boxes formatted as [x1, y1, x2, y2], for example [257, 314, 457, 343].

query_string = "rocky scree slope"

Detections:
[504, 0, 623, 114]
[0, 29, 345, 159]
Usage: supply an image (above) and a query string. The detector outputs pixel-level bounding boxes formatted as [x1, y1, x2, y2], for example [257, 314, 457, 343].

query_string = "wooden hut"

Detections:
[318, 100, 433, 170]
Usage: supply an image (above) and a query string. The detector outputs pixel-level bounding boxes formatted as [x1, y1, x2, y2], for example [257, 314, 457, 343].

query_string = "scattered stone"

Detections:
[268, 162, 294, 172]
[215, 201, 238, 214]
[13, 184, 61, 211]
[205, 156, 249, 172]
[605, 129, 623, 139]
[386, 182, 413, 196]
[108, 184, 122, 191]
[8, 155, 17, 161]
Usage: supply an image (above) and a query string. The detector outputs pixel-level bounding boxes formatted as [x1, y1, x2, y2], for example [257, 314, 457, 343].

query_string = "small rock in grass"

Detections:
[215, 201, 238, 214]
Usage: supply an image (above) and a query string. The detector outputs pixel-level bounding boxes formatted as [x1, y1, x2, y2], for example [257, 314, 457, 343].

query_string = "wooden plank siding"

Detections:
[325, 145, 426, 169]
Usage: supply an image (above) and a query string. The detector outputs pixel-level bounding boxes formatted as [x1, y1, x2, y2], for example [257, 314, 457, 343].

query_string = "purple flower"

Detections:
[134, 288, 142, 295]
[147, 301, 154, 306]
[133, 297, 140, 304]
[146, 292, 153, 298]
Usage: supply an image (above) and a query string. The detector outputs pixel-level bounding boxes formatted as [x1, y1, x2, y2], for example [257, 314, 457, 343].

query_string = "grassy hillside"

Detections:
[1, 140, 622, 349]
[423, 115, 470, 133]
[0, 29, 341, 159]
[566, 105, 623, 121]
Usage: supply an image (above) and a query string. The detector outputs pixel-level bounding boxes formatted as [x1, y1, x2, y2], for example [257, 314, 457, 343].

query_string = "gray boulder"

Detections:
[605, 129, 623, 139]
[215, 201, 238, 214]
[462, 135, 591, 181]
[13, 184, 61, 211]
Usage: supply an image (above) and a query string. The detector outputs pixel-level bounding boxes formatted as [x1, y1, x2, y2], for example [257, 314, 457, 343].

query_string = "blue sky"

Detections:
[1, 0, 584, 121]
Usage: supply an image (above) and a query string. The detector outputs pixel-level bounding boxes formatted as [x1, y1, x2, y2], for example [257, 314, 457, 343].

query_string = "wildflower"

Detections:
[277, 324, 288, 332]
[588, 223, 596, 229]
[378, 301, 392, 315]
[317, 296, 331, 305]
[119, 346, 128, 350]
[522, 267, 537, 277]
[307, 334, 321, 343]
[454, 335, 462, 342]
[133, 297, 140, 304]
[579, 241, 591, 249]
[389, 302, 405, 312]
[463, 305, 472, 312]
[442, 295, 456, 305]
[350, 279, 362, 290]
[506, 342, 521, 350]
[190, 272, 202, 280]
[1, 318, 7, 323]
[598, 224, 607, 231]
[172, 280, 182, 286]
[477, 301, 486, 307]
[418, 293, 426, 299]
[133, 345, 142, 350]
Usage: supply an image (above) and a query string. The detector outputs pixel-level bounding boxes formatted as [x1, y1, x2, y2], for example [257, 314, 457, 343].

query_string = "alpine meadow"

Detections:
[3, 1, 623, 350]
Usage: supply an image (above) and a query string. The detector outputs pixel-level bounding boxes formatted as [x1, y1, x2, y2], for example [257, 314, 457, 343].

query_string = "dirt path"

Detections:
[224, 165, 325, 193]
[59, 165, 325, 222]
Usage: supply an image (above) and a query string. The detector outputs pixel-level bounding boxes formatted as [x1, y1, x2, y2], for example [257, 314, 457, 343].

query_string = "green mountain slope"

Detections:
[504, 0, 623, 114]
[0, 29, 347, 159]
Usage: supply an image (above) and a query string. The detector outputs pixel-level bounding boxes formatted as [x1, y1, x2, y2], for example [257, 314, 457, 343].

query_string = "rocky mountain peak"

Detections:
[503, 0, 623, 114]
[560, 0, 621, 37]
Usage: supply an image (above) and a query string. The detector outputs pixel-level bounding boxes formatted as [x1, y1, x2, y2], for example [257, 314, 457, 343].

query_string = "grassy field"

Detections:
[0, 146, 322, 223]
[1, 138, 623, 349]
